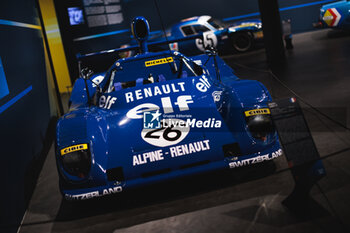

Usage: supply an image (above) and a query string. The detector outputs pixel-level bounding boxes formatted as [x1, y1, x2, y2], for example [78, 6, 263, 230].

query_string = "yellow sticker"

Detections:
[60, 144, 88, 156]
[145, 57, 174, 67]
[244, 108, 270, 117]
[239, 23, 257, 27]
[254, 31, 264, 39]
[323, 9, 334, 26]
[232, 23, 257, 29]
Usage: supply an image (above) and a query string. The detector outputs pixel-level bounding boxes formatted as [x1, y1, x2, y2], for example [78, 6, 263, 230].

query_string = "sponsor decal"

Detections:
[212, 91, 222, 102]
[229, 149, 282, 168]
[133, 149, 164, 166]
[141, 118, 190, 147]
[65, 186, 123, 200]
[163, 118, 221, 128]
[60, 144, 88, 156]
[145, 57, 174, 67]
[99, 95, 117, 109]
[196, 75, 211, 92]
[323, 8, 341, 27]
[124, 82, 185, 103]
[170, 139, 210, 157]
[229, 23, 259, 31]
[141, 116, 221, 147]
[143, 110, 162, 129]
[238, 22, 257, 28]
[169, 42, 178, 51]
[132, 139, 210, 166]
[127, 103, 159, 119]
[244, 108, 270, 117]
[127, 95, 193, 119]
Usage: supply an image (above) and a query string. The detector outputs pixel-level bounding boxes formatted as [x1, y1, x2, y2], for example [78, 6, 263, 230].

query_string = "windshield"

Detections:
[103, 53, 204, 93]
[208, 18, 225, 30]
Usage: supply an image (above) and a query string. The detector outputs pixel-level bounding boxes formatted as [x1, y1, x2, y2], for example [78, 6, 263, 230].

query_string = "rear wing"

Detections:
[76, 33, 204, 72]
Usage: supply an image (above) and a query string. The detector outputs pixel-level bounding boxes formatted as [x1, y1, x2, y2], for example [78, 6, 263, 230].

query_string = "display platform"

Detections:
[17, 28, 350, 233]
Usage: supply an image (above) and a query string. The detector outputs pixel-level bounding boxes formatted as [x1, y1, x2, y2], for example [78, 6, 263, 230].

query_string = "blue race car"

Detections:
[313, 0, 350, 29]
[56, 17, 281, 200]
[121, 15, 263, 57]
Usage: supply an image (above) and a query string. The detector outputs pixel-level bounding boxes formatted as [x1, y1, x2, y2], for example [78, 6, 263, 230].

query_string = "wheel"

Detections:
[231, 32, 253, 52]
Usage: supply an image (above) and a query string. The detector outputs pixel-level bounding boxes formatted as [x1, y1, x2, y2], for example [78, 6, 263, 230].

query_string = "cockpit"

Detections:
[101, 51, 206, 93]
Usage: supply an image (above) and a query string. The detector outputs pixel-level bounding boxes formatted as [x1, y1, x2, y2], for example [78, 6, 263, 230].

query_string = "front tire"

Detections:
[231, 32, 253, 52]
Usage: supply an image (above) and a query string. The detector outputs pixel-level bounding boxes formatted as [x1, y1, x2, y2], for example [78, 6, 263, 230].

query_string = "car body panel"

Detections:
[125, 15, 263, 56]
[57, 45, 280, 200]
[318, 0, 350, 29]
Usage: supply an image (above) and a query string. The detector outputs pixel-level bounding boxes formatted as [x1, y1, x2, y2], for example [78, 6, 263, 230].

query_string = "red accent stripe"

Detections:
[328, 8, 337, 26]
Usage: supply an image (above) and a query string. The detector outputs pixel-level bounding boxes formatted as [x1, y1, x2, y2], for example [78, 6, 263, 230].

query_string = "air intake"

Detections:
[107, 167, 125, 181]
[142, 168, 171, 178]
[180, 160, 210, 169]
[222, 143, 241, 157]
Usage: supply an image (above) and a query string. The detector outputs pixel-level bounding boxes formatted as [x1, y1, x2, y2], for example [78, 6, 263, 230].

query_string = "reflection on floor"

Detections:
[18, 29, 350, 233]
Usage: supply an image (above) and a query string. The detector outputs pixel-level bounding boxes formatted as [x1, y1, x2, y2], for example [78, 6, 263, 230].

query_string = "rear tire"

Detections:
[232, 32, 253, 52]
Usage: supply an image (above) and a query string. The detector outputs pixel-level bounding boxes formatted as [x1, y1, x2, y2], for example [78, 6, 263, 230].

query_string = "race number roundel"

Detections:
[195, 31, 218, 52]
[141, 119, 190, 147]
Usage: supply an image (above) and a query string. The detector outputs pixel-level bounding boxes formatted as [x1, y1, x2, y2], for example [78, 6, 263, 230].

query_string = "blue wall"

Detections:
[123, 0, 336, 33]
[0, 1, 54, 232]
[60, 0, 337, 54]
[54, 0, 338, 80]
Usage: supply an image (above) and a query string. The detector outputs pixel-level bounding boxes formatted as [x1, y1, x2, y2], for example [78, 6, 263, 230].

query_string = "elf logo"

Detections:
[196, 75, 211, 92]
[127, 95, 194, 119]
[323, 8, 341, 27]
[99, 96, 117, 109]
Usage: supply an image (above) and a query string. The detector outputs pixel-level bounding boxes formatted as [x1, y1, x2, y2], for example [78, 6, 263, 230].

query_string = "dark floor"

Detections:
[17, 29, 350, 233]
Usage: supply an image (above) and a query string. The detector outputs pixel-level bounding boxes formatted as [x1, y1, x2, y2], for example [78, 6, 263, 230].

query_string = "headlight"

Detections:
[247, 115, 274, 141]
[61, 150, 91, 178]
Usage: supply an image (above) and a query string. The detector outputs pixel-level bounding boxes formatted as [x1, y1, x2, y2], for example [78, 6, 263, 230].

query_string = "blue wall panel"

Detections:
[54, 0, 338, 82]
[56, 0, 337, 57]
[0, 1, 53, 232]
[0, 57, 10, 99]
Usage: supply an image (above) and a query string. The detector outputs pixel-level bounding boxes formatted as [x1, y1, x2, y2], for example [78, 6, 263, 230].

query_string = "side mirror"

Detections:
[81, 67, 94, 80]
[204, 46, 220, 81]
[131, 16, 150, 41]
[79, 67, 94, 107]
[92, 87, 102, 106]
[131, 16, 150, 54]
[205, 46, 218, 56]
